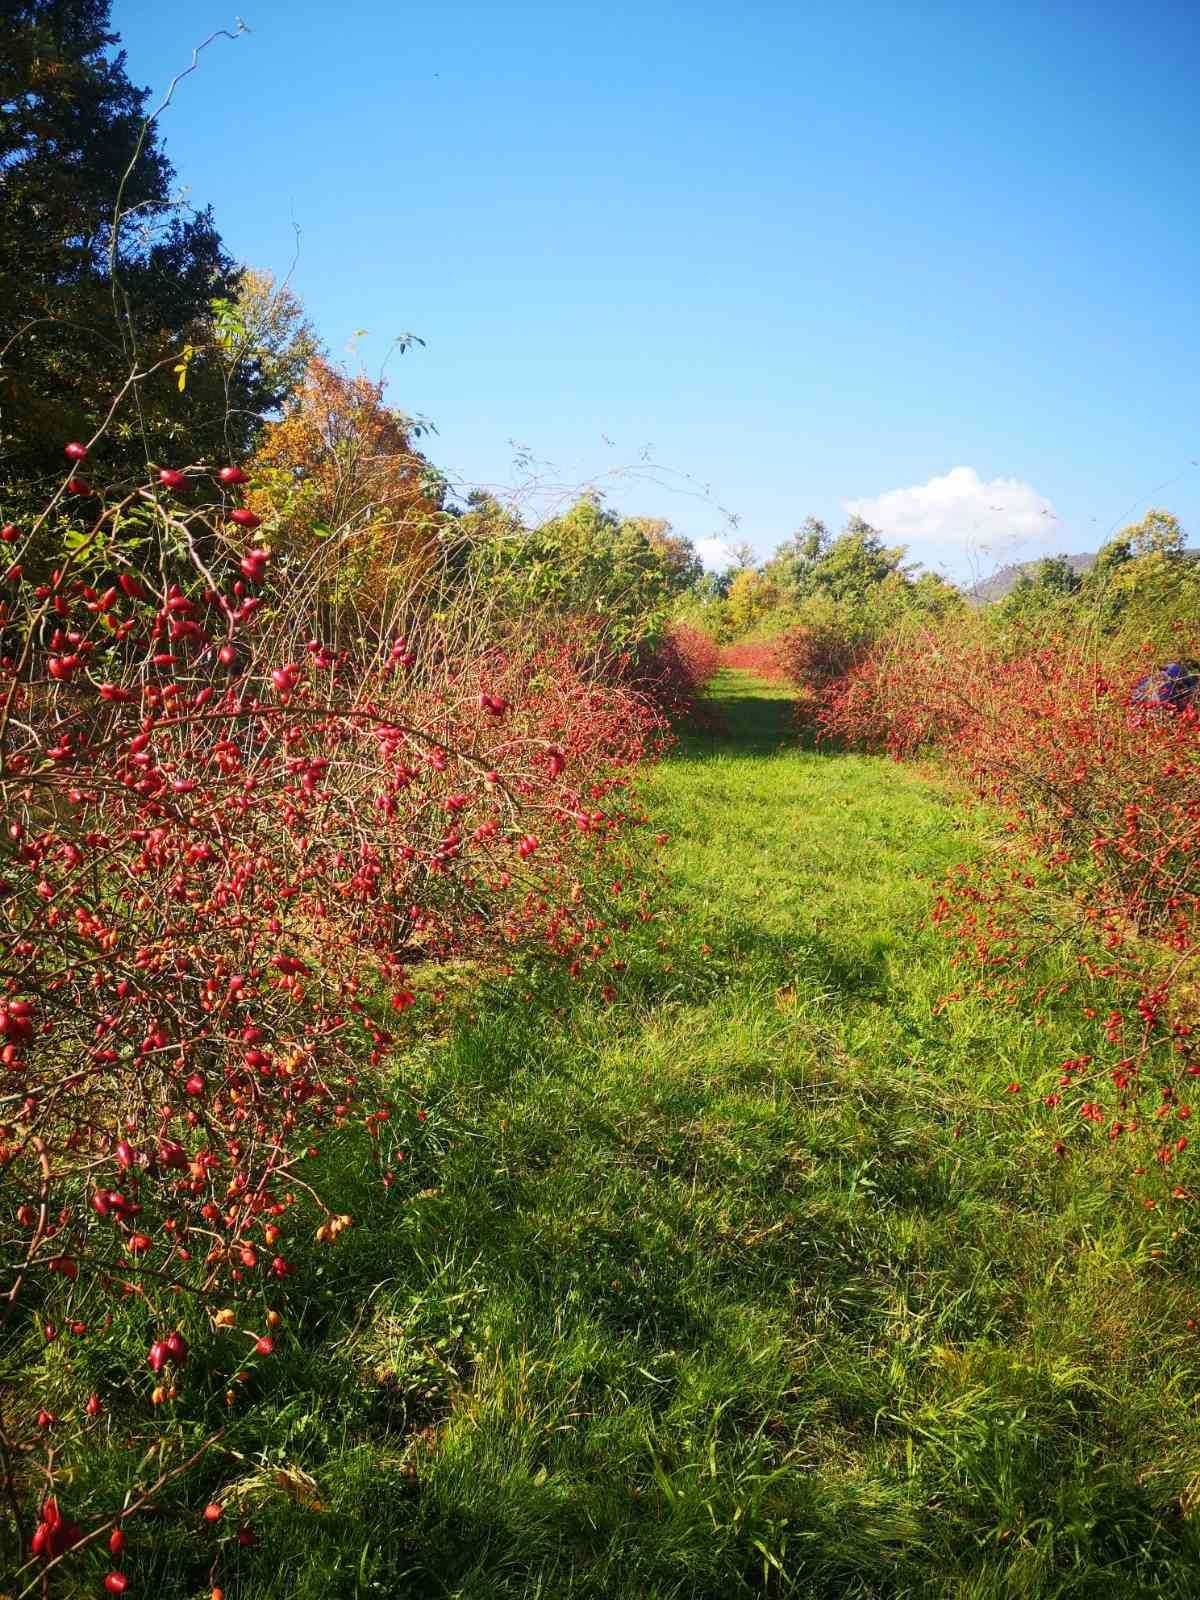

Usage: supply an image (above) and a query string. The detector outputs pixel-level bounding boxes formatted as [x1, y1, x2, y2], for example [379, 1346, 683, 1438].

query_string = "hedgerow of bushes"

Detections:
[818, 612, 1200, 1194]
[0, 440, 694, 1589]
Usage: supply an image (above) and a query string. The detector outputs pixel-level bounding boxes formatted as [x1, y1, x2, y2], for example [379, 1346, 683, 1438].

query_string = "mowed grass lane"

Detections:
[205, 670, 1200, 1599]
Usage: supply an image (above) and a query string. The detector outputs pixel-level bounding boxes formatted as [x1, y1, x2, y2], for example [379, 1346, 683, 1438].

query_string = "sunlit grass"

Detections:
[18, 670, 1200, 1598]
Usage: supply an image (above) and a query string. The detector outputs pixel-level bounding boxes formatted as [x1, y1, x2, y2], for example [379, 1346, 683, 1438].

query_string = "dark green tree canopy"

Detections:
[0, 2, 273, 503]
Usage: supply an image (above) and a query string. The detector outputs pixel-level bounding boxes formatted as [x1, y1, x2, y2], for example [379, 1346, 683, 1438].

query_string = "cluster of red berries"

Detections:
[822, 625, 1200, 1191]
[2, 445, 669, 1583]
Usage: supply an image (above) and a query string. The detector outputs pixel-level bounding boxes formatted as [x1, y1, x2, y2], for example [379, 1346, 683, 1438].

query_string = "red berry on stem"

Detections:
[158, 468, 186, 490]
[64, 441, 87, 461]
[104, 1574, 129, 1594]
[164, 1329, 189, 1363]
[218, 465, 249, 485]
[229, 508, 261, 530]
[239, 548, 270, 581]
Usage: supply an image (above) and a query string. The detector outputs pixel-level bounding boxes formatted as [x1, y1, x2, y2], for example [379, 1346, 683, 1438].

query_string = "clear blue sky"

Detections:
[116, 0, 1200, 579]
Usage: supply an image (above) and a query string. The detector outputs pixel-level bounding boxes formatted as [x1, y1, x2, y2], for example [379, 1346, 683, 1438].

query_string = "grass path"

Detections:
[222, 672, 1200, 1597]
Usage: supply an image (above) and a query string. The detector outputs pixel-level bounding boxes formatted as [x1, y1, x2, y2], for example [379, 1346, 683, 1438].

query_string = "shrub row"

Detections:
[0, 454, 666, 1586]
[633, 624, 721, 723]
[717, 639, 787, 678]
[818, 626, 1200, 1190]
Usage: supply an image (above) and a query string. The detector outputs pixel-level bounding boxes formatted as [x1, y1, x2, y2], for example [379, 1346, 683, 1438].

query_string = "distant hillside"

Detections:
[969, 548, 1200, 604]
[969, 552, 1097, 605]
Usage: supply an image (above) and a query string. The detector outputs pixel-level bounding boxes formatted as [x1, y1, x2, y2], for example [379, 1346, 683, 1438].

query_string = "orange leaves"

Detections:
[246, 356, 439, 603]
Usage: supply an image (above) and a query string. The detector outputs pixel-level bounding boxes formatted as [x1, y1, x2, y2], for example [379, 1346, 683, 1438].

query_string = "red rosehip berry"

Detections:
[239, 547, 270, 581]
[164, 1329, 189, 1363]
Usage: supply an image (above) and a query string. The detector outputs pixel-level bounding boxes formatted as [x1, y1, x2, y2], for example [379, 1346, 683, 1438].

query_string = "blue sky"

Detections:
[116, 1, 1200, 578]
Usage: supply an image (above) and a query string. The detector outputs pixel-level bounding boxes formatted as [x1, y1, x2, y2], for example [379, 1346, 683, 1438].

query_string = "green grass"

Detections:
[18, 670, 1200, 1598]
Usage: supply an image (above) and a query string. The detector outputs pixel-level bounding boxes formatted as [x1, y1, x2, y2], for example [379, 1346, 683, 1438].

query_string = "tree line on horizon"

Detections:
[4, 1, 1194, 663]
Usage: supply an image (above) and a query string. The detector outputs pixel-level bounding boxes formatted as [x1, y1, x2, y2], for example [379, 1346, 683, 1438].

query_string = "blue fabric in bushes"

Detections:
[1130, 660, 1200, 708]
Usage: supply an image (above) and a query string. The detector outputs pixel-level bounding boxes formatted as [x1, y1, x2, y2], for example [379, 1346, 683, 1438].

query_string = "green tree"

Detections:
[996, 553, 1081, 626]
[466, 494, 701, 643]
[619, 515, 704, 592]
[725, 567, 778, 633]
[1124, 507, 1186, 557]
[803, 516, 911, 605]
[763, 516, 830, 598]
[0, 2, 275, 502]
[1100, 510, 1198, 635]
[211, 269, 319, 420]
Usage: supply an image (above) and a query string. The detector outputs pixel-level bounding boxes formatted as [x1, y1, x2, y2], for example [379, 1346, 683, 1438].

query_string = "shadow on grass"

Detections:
[678, 691, 797, 758]
[608, 922, 892, 1012]
[673, 670, 850, 759]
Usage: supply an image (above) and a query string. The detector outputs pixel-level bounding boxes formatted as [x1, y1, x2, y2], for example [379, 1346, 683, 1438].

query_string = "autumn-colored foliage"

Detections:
[772, 621, 864, 698]
[718, 639, 787, 678]
[631, 623, 721, 724]
[246, 356, 441, 610]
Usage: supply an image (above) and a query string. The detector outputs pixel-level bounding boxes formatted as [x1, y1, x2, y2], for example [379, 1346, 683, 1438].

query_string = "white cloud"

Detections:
[696, 536, 737, 570]
[845, 466, 1057, 552]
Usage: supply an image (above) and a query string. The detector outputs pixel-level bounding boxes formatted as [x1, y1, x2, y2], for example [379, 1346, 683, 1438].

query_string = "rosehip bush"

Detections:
[0, 454, 665, 1583]
[819, 622, 1200, 1189]
[627, 623, 720, 724]
[772, 619, 865, 700]
[718, 639, 788, 679]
